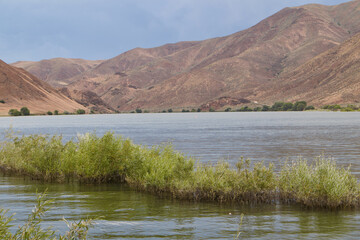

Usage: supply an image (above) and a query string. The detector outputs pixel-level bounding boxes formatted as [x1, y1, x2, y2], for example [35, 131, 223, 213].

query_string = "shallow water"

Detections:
[0, 112, 360, 239]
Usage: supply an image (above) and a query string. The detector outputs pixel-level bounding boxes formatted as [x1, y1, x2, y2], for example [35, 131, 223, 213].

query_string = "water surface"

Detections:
[0, 112, 360, 239]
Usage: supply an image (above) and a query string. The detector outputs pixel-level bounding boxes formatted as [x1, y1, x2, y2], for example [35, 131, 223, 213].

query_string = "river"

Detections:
[0, 112, 359, 239]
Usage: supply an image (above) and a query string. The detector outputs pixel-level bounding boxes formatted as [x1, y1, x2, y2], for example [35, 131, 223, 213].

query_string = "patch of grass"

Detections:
[0, 131, 359, 208]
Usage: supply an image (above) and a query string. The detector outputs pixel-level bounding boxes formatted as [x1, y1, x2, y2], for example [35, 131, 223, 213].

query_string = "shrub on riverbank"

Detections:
[0, 132, 359, 209]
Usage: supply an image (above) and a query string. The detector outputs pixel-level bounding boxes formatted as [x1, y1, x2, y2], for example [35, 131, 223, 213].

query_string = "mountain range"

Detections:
[9, 0, 360, 113]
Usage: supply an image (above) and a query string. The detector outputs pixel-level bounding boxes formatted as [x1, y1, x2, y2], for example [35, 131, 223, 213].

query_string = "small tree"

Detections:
[282, 102, 293, 111]
[271, 102, 284, 111]
[54, 110, 59, 115]
[167, 109, 173, 113]
[47, 111, 53, 115]
[135, 108, 142, 113]
[8, 109, 21, 116]
[197, 108, 201, 112]
[261, 105, 270, 111]
[20, 107, 30, 116]
[225, 108, 232, 112]
[76, 109, 86, 114]
[292, 101, 307, 111]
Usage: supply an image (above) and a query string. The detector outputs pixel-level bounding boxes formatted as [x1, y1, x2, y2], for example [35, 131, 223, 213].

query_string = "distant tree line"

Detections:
[7, 108, 88, 116]
[322, 104, 359, 112]
[234, 101, 314, 112]
[8, 107, 30, 116]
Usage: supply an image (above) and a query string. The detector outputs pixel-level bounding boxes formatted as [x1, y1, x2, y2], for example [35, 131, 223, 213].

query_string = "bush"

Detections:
[47, 111, 53, 115]
[305, 106, 315, 111]
[225, 108, 232, 112]
[0, 100, 5, 104]
[237, 106, 252, 112]
[292, 101, 307, 111]
[76, 109, 86, 114]
[54, 110, 59, 115]
[20, 107, 30, 116]
[135, 108, 142, 113]
[282, 102, 293, 111]
[209, 107, 215, 112]
[271, 102, 284, 111]
[8, 109, 21, 116]
[197, 108, 201, 112]
[63, 111, 70, 115]
[167, 109, 173, 113]
[262, 105, 270, 111]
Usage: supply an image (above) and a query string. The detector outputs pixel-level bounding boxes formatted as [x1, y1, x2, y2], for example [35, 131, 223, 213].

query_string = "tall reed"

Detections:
[279, 157, 360, 208]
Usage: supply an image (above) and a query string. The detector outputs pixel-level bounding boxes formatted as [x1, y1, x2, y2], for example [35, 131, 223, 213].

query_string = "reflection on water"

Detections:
[0, 112, 360, 239]
[0, 176, 359, 239]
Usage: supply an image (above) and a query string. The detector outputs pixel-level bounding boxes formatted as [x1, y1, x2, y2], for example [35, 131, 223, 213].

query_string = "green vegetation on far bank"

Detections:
[7, 108, 88, 117]
[8, 107, 30, 116]
[0, 131, 359, 209]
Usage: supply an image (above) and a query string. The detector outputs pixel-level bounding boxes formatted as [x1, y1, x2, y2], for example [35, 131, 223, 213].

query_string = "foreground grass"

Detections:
[0, 191, 93, 239]
[0, 132, 359, 209]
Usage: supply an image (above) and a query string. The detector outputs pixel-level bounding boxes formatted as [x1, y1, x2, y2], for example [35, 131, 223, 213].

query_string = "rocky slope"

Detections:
[12, 58, 103, 87]
[0, 59, 85, 115]
[254, 31, 360, 105]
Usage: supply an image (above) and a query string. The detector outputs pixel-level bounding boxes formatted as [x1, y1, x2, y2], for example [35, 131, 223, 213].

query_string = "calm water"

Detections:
[1, 112, 360, 239]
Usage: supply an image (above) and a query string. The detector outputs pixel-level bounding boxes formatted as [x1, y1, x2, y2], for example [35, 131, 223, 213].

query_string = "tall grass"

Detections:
[0, 131, 359, 208]
[279, 157, 360, 208]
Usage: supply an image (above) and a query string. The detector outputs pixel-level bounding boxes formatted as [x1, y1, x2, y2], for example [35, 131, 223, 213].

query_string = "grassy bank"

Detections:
[0, 132, 359, 209]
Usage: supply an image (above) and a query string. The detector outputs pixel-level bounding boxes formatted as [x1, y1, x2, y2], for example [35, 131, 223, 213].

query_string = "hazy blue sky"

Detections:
[0, 0, 350, 63]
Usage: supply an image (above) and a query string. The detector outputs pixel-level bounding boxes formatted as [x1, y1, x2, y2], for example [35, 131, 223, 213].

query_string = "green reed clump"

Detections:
[0, 134, 64, 180]
[170, 159, 276, 203]
[0, 191, 94, 239]
[125, 144, 195, 193]
[1, 131, 360, 208]
[61, 133, 131, 182]
[279, 157, 360, 208]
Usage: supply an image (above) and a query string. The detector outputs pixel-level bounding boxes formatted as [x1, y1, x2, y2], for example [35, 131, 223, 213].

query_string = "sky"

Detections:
[0, 0, 350, 63]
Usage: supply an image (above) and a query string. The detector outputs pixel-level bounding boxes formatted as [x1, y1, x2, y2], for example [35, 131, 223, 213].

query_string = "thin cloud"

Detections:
[0, 0, 350, 63]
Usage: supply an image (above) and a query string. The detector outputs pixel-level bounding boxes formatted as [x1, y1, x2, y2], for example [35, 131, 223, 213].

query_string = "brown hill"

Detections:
[12, 58, 103, 87]
[254, 31, 360, 105]
[14, 0, 360, 111]
[0, 59, 85, 115]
